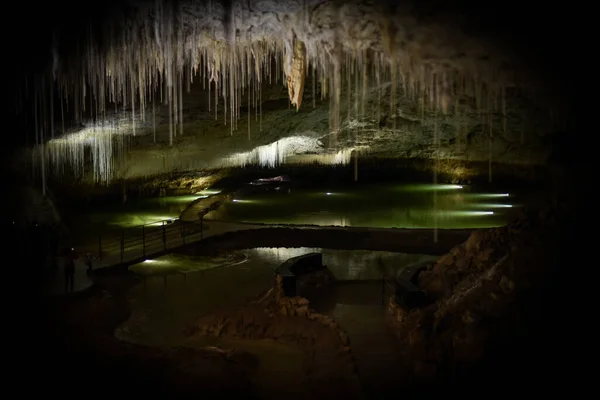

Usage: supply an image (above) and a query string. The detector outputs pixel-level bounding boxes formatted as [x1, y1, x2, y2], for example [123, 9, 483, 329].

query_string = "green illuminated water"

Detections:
[210, 183, 518, 229]
[66, 191, 218, 247]
[69, 183, 517, 250]
[73, 190, 217, 231]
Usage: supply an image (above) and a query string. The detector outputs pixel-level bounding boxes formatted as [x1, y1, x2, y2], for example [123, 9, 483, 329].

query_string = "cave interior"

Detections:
[4, 0, 584, 397]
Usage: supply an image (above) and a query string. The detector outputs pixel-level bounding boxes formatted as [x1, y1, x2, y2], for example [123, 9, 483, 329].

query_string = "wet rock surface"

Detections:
[187, 275, 361, 398]
[386, 200, 574, 388]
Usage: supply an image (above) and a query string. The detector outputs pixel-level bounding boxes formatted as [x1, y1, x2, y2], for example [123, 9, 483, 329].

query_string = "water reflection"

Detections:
[87, 195, 205, 229]
[74, 183, 519, 234]
[130, 253, 241, 275]
[118, 247, 438, 346]
[213, 183, 517, 229]
[246, 247, 437, 280]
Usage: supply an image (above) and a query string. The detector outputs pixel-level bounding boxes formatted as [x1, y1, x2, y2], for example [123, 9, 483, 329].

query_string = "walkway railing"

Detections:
[95, 216, 206, 266]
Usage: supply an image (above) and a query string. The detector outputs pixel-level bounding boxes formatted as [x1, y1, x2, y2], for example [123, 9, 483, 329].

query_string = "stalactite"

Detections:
[375, 59, 381, 124]
[312, 64, 316, 109]
[390, 56, 397, 131]
[178, 73, 183, 136]
[152, 88, 156, 142]
[17, 1, 541, 184]
[50, 81, 54, 139]
[248, 76, 251, 139]
[354, 150, 358, 182]
[286, 37, 306, 111]
[259, 79, 262, 132]
[346, 54, 352, 121]
[489, 113, 493, 183]
[361, 51, 367, 123]
[433, 105, 439, 243]
[331, 56, 341, 138]
[168, 83, 173, 145]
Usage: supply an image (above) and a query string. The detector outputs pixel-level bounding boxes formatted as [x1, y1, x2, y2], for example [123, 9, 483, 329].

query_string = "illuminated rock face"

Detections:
[17, 0, 563, 183]
[286, 37, 306, 111]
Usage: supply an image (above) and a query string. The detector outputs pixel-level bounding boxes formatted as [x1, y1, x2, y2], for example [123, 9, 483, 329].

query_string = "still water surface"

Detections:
[119, 247, 436, 346]
[72, 183, 518, 244]
[210, 183, 518, 229]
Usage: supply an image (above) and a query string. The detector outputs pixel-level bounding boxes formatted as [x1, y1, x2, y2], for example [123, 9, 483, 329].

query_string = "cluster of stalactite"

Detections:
[16, 0, 548, 186]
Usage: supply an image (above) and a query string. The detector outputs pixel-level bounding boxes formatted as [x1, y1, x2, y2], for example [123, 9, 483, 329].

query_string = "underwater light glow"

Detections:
[139, 258, 172, 266]
[195, 189, 221, 195]
[145, 218, 178, 227]
[475, 203, 513, 209]
[399, 184, 464, 192]
[468, 193, 511, 199]
[438, 210, 495, 217]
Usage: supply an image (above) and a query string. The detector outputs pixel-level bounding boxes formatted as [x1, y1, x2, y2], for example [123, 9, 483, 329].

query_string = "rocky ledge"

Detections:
[186, 275, 361, 398]
[386, 203, 567, 385]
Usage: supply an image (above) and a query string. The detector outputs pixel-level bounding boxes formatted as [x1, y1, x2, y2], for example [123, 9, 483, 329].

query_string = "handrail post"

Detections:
[98, 234, 102, 260]
[120, 230, 124, 263]
[142, 225, 146, 257]
[162, 221, 167, 250]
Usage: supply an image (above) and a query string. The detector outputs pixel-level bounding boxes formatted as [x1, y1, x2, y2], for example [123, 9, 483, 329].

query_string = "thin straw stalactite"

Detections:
[19, 1, 520, 185]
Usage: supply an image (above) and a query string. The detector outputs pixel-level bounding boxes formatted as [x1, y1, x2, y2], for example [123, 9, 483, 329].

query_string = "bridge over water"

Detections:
[46, 218, 473, 295]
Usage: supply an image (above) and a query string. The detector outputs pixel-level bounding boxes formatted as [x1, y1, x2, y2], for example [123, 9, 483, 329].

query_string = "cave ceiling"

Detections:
[8, 0, 572, 183]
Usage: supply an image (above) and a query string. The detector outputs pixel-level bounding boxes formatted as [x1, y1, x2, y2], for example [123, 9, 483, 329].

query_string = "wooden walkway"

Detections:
[47, 218, 473, 295]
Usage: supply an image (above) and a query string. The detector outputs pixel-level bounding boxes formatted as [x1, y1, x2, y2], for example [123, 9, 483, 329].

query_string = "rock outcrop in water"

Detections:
[187, 279, 361, 398]
[387, 205, 563, 381]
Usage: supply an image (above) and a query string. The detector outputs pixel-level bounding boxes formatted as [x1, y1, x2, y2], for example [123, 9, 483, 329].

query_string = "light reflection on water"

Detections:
[118, 247, 438, 347]
[246, 247, 437, 280]
[74, 183, 518, 236]
[213, 183, 517, 229]
[85, 195, 205, 229]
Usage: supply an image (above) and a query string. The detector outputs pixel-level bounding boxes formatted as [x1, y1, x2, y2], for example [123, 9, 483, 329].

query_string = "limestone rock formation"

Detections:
[12, 0, 567, 183]
[187, 288, 360, 397]
[286, 36, 307, 111]
[387, 206, 561, 379]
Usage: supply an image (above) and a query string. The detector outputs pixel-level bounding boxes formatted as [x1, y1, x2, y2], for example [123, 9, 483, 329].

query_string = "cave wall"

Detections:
[72, 74, 554, 182]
